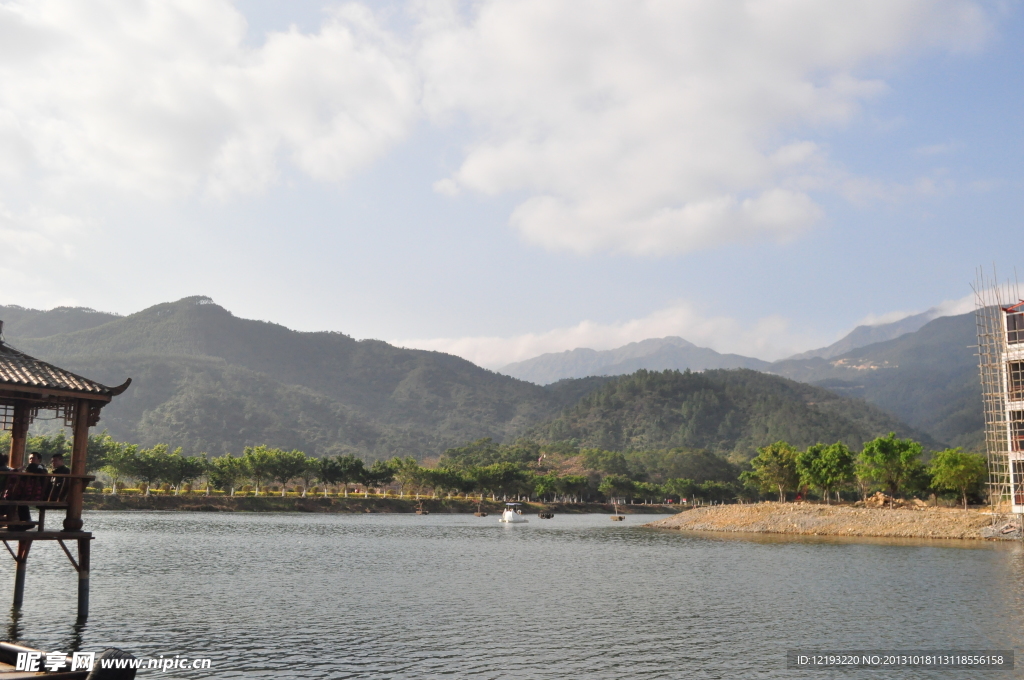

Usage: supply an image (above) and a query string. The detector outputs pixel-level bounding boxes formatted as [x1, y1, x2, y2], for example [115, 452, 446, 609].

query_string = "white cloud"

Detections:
[0, 203, 82, 258]
[932, 292, 976, 317]
[0, 1, 417, 199]
[418, 0, 992, 255]
[856, 292, 975, 326]
[397, 301, 828, 368]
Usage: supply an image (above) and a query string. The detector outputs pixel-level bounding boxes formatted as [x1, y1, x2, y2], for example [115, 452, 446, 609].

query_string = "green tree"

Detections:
[533, 473, 560, 501]
[87, 430, 120, 471]
[559, 475, 590, 503]
[208, 454, 246, 495]
[743, 441, 799, 502]
[165, 454, 208, 494]
[430, 467, 468, 498]
[132, 444, 175, 495]
[633, 481, 663, 503]
[490, 462, 528, 498]
[266, 449, 310, 496]
[598, 474, 635, 502]
[930, 448, 987, 509]
[363, 459, 396, 494]
[298, 457, 320, 497]
[581, 449, 631, 476]
[858, 433, 923, 506]
[25, 432, 71, 461]
[392, 457, 425, 496]
[696, 480, 735, 504]
[315, 456, 344, 497]
[663, 478, 696, 503]
[242, 445, 276, 494]
[335, 455, 366, 497]
[451, 467, 478, 496]
[796, 442, 854, 504]
[100, 441, 138, 494]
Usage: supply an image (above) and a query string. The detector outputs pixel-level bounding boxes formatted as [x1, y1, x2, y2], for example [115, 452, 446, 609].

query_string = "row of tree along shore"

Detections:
[0, 430, 987, 510]
[745, 433, 987, 509]
[82, 495, 680, 514]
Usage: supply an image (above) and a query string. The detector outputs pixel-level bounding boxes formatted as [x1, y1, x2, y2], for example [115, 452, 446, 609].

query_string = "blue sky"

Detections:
[0, 1, 1020, 368]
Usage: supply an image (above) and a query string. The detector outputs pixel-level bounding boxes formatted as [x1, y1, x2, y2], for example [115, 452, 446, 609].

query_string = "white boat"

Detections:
[498, 502, 529, 523]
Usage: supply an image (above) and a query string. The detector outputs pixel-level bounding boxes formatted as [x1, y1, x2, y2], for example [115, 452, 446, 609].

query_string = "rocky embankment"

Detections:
[645, 501, 1020, 541]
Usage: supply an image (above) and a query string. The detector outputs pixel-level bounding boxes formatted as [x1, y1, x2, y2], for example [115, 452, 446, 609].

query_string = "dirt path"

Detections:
[645, 502, 1017, 540]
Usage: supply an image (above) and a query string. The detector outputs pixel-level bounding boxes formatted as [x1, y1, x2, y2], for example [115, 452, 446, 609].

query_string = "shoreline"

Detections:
[82, 494, 683, 514]
[644, 502, 1018, 541]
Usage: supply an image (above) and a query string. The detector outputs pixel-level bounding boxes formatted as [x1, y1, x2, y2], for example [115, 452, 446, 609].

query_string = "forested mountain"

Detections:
[501, 336, 770, 384]
[6, 296, 608, 459]
[782, 308, 940, 360]
[0, 304, 121, 339]
[0, 296, 954, 461]
[770, 312, 979, 448]
[502, 310, 982, 449]
[529, 369, 937, 462]
[500, 312, 940, 384]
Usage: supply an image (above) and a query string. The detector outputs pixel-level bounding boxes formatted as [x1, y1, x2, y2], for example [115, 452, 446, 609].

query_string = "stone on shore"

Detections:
[645, 502, 1008, 540]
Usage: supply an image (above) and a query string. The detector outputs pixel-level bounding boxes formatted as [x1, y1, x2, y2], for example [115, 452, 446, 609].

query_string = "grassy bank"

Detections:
[645, 502, 1014, 540]
[83, 494, 683, 514]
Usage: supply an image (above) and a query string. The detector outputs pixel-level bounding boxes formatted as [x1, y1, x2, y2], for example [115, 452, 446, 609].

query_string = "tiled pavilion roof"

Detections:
[0, 341, 127, 398]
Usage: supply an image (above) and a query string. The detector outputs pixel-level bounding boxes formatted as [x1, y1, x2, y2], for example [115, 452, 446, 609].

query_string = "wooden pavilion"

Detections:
[0, 323, 129, 620]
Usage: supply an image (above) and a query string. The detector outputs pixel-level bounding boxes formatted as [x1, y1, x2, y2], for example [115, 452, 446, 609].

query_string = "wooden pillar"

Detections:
[8, 401, 29, 469]
[12, 540, 30, 609]
[76, 538, 90, 620]
[63, 399, 90, 533]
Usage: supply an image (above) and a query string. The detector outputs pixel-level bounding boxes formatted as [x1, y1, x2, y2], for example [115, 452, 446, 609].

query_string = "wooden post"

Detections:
[63, 399, 89, 532]
[76, 538, 90, 620]
[12, 540, 30, 609]
[8, 401, 28, 469]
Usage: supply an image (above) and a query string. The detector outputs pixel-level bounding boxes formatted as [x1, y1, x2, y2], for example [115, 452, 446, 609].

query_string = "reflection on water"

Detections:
[0, 512, 1019, 679]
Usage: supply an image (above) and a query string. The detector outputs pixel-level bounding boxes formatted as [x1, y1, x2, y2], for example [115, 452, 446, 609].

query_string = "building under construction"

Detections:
[975, 272, 1024, 513]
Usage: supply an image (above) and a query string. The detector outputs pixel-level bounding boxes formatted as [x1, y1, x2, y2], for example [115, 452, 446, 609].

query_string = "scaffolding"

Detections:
[974, 268, 1023, 513]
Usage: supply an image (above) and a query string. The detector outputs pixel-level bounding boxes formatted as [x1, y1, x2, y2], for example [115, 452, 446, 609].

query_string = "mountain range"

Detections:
[0, 297, 942, 460]
[502, 309, 981, 449]
[500, 306, 945, 383]
[530, 368, 936, 462]
[1, 297, 606, 459]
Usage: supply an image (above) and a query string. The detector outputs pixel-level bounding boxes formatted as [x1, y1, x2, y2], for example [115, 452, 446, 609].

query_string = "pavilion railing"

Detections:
[0, 473, 94, 532]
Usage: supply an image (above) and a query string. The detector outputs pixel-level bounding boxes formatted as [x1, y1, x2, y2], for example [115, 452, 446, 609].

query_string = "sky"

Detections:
[0, 0, 1020, 369]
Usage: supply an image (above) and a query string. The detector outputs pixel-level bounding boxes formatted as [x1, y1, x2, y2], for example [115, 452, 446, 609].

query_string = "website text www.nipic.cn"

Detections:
[16, 651, 213, 673]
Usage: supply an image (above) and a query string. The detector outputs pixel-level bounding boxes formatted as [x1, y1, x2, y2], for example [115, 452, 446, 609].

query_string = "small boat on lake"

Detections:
[416, 501, 429, 515]
[538, 511, 553, 519]
[499, 502, 528, 523]
[611, 503, 624, 521]
[474, 502, 487, 517]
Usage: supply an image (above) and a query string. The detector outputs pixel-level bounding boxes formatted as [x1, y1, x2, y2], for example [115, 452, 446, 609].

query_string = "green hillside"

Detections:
[1, 296, 939, 462]
[530, 368, 938, 462]
[8, 296, 607, 459]
[0, 304, 121, 338]
[770, 313, 981, 448]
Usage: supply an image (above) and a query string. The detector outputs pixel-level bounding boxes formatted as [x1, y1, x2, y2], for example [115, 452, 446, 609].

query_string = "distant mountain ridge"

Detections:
[5, 296, 606, 459]
[501, 336, 770, 384]
[0, 304, 121, 340]
[0, 295, 940, 461]
[783, 308, 941, 361]
[530, 368, 938, 462]
[769, 312, 980, 449]
[500, 310, 946, 385]
[500, 309, 982, 449]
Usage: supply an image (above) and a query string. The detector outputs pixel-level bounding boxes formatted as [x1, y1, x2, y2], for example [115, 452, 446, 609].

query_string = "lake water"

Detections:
[2, 511, 1022, 679]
